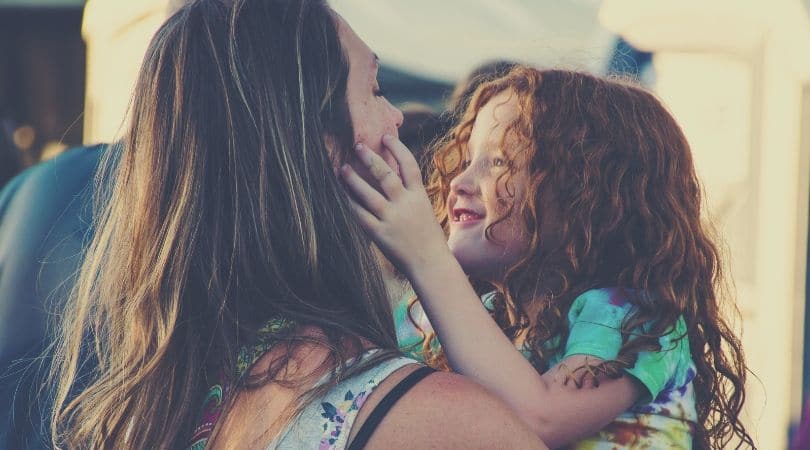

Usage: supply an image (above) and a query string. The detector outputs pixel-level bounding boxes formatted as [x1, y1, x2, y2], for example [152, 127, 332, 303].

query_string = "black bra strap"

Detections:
[347, 365, 436, 450]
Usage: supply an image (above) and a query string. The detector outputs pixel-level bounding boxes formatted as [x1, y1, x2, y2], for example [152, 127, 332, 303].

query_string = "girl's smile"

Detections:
[451, 206, 485, 226]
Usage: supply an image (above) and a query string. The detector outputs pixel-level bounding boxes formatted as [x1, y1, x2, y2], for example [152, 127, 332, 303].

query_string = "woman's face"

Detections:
[335, 14, 404, 160]
[446, 91, 532, 282]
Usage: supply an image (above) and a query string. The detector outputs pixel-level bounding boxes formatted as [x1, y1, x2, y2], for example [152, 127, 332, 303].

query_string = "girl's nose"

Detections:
[450, 165, 478, 196]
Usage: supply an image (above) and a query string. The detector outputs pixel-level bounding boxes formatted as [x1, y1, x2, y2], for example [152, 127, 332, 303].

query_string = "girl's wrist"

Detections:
[403, 243, 460, 284]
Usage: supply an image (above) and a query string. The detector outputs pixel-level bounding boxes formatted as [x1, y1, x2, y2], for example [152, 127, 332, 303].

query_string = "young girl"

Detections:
[341, 66, 755, 449]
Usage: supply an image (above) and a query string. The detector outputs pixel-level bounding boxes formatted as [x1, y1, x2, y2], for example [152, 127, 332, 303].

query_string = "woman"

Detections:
[47, 0, 545, 449]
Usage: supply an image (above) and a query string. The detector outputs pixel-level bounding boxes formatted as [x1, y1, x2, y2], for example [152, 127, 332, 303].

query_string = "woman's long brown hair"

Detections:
[48, 1, 399, 448]
[421, 67, 755, 449]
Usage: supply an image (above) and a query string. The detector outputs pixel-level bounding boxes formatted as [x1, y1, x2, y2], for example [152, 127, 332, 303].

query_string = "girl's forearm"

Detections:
[406, 248, 550, 420]
[406, 254, 634, 447]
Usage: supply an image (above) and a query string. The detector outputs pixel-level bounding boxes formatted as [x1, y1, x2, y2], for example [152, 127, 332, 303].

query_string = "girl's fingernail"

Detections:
[354, 143, 363, 152]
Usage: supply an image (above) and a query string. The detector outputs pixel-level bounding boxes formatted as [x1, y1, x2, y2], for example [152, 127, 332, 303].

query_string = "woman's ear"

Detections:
[324, 133, 345, 176]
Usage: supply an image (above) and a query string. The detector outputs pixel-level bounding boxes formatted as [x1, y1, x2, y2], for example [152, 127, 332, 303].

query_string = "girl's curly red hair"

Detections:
[418, 67, 755, 449]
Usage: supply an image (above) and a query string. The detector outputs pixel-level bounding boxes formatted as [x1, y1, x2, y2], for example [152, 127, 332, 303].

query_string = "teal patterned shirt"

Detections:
[395, 288, 696, 449]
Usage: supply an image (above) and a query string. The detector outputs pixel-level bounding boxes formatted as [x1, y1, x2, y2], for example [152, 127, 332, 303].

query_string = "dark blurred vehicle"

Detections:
[0, 144, 104, 449]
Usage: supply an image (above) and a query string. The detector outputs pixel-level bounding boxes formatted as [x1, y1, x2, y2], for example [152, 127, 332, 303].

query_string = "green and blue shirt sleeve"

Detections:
[558, 288, 690, 402]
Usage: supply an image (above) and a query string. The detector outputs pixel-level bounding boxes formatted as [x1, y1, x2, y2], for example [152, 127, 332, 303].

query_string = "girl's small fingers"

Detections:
[354, 143, 404, 200]
[340, 164, 389, 218]
[382, 135, 423, 189]
[381, 148, 401, 180]
[346, 196, 380, 232]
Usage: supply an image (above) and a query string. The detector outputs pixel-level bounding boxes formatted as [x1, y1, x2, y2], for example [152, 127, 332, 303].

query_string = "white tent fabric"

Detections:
[331, 0, 616, 82]
[0, 0, 84, 6]
[81, 0, 618, 142]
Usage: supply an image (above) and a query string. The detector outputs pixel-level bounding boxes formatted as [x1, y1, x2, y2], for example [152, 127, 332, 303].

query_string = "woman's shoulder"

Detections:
[352, 368, 548, 449]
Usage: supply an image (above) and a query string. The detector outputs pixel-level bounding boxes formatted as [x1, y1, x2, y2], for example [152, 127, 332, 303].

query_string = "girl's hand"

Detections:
[341, 135, 451, 277]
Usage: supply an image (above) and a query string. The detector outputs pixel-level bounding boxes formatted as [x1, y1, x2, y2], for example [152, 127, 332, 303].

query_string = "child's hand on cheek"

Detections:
[344, 141, 399, 192]
[340, 135, 451, 277]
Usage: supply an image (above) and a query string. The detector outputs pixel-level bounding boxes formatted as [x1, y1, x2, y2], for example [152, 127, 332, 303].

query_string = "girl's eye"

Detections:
[461, 160, 471, 169]
[493, 157, 507, 167]
[373, 83, 387, 97]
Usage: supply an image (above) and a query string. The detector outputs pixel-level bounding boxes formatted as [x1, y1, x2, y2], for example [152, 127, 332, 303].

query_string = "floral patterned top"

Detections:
[395, 288, 697, 449]
[188, 318, 296, 450]
[188, 317, 418, 450]
[268, 353, 416, 449]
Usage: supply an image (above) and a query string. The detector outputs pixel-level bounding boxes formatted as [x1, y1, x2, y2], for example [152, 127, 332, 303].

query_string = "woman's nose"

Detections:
[390, 102, 404, 129]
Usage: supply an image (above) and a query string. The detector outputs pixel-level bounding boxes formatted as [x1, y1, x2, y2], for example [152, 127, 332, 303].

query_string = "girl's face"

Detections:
[446, 91, 532, 282]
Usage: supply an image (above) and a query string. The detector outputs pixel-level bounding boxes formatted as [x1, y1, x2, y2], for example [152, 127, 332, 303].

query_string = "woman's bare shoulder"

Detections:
[358, 370, 548, 449]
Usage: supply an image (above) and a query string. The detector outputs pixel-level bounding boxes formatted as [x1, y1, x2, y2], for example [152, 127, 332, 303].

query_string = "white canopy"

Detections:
[331, 0, 616, 82]
[80, 0, 618, 141]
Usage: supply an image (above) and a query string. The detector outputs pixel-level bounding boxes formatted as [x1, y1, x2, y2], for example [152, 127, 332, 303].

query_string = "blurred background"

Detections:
[0, 0, 808, 447]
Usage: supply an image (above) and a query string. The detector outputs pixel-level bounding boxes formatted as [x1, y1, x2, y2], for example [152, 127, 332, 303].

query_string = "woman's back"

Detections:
[209, 337, 547, 449]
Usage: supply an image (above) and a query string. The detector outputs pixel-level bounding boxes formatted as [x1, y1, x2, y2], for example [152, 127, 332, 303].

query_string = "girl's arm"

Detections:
[406, 249, 644, 447]
[341, 136, 644, 447]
